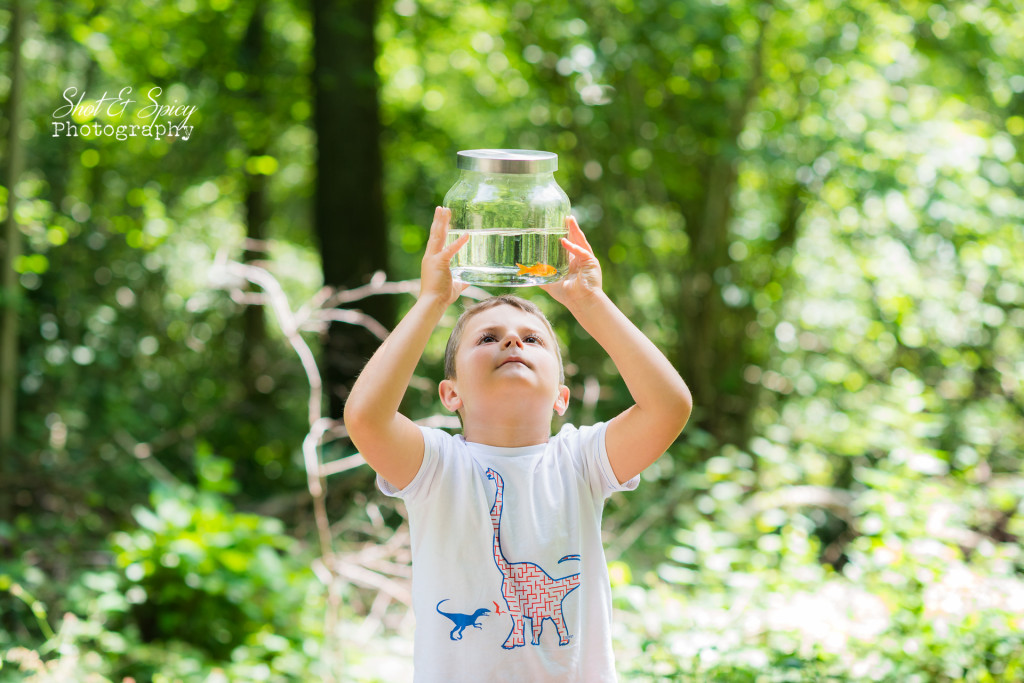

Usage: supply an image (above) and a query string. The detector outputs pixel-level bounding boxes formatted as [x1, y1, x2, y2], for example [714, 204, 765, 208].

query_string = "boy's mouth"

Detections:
[499, 355, 530, 368]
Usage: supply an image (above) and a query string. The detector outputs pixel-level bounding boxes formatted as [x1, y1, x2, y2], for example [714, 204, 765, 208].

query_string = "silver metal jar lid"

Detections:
[456, 149, 558, 174]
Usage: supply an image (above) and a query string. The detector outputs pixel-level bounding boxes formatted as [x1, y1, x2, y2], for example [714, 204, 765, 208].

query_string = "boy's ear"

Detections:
[439, 378, 463, 413]
[553, 384, 570, 416]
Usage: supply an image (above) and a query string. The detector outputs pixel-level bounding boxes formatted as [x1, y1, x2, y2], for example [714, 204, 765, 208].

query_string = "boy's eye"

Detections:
[479, 334, 497, 343]
[524, 335, 541, 344]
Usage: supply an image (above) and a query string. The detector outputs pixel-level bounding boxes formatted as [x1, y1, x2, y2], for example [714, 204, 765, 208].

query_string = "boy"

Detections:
[344, 207, 691, 681]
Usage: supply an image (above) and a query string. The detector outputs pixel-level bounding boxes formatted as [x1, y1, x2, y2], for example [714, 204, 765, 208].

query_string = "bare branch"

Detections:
[335, 559, 412, 605]
[228, 291, 267, 307]
[113, 430, 182, 487]
[414, 414, 462, 430]
[242, 237, 273, 253]
[322, 453, 366, 477]
[322, 414, 458, 477]
[745, 485, 856, 523]
[313, 308, 391, 340]
[324, 276, 492, 307]
[323, 273, 421, 306]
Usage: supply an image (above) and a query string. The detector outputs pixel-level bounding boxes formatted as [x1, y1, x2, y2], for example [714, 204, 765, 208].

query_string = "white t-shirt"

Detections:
[378, 421, 639, 683]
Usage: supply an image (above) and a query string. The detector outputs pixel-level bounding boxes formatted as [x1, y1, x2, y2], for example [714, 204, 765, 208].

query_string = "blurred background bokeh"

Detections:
[1, 0, 1023, 680]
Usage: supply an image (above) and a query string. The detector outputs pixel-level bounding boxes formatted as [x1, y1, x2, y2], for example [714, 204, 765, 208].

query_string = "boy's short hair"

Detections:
[444, 295, 565, 384]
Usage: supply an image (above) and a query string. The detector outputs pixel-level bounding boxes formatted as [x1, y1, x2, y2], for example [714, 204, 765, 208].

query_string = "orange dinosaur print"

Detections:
[486, 468, 581, 649]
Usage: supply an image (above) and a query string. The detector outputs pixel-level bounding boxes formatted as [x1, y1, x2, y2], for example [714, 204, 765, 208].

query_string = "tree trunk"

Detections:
[240, 1, 269, 391]
[674, 8, 769, 449]
[1, 0, 26, 465]
[676, 154, 745, 445]
[242, 166, 268, 380]
[311, 0, 392, 419]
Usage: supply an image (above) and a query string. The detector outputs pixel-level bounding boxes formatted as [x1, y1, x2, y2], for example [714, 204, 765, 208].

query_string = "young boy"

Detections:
[344, 207, 691, 682]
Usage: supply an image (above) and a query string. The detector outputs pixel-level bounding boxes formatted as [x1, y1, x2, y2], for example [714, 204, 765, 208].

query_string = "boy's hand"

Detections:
[421, 207, 470, 306]
[541, 216, 603, 310]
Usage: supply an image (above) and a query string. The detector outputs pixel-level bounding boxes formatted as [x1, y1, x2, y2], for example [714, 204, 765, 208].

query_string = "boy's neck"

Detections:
[460, 414, 552, 448]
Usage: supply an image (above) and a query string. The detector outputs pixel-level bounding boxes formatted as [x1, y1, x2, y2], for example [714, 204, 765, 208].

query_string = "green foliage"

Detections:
[612, 443, 1024, 681]
[110, 462, 294, 658]
[1, 452, 325, 682]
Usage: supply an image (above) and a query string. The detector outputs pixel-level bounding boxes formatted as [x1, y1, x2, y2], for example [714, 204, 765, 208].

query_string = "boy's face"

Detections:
[439, 304, 569, 422]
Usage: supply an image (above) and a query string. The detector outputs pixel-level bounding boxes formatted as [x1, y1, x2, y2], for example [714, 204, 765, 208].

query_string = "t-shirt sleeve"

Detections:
[571, 421, 640, 499]
[376, 425, 447, 500]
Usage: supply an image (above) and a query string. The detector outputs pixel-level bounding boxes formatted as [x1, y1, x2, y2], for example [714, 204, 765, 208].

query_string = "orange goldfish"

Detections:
[516, 262, 557, 277]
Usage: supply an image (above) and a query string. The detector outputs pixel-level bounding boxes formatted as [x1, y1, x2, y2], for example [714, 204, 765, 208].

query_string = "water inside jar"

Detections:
[446, 228, 568, 286]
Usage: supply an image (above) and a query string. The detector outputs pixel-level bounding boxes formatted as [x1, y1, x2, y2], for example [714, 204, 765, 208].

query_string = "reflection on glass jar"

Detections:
[443, 149, 571, 287]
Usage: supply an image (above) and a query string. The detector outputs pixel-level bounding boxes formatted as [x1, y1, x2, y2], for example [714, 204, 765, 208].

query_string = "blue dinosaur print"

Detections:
[436, 599, 491, 641]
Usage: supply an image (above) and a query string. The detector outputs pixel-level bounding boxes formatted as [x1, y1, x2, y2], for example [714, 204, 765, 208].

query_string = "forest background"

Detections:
[1, 0, 1023, 681]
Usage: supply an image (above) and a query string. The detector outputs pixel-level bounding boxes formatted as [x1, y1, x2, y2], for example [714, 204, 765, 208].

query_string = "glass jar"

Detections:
[443, 149, 571, 287]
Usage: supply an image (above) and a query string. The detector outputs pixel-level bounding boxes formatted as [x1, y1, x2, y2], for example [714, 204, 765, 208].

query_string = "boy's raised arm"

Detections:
[542, 217, 692, 485]
[343, 208, 469, 490]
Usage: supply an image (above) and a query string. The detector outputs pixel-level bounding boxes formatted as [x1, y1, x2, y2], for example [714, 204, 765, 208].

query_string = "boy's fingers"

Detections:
[561, 236, 592, 259]
[567, 216, 594, 253]
[426, 209, 442, 250]
[440, 231, 470, 261]
[427, 207, 450, 252]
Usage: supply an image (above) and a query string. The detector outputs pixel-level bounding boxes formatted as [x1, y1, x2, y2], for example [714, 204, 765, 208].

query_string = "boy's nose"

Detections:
[503, 335, 524, 349]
